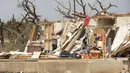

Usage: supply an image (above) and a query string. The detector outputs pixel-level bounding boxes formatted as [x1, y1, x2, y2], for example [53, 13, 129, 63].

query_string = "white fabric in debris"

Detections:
[111, 24, 130, 51]
[89, 19, 97, 26]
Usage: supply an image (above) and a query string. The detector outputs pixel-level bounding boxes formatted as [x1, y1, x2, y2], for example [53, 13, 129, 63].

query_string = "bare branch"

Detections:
[16, 13, 28, 30]
[88, 3, 99, 13]
[76, 0, 86, 15]
[72, 12, 86, 18]
[97, 0, 104, 9]
[55, 6, 66, 16]
[20, 13, 28, 23]
[2, 26, 20, 37]
[55, 0, 70, 10]
[55, 6, 74, 18]
[55, 0, 90, 18]
[18, 0, 40, 23]
[67, 1, 71, 15]
[107, 3, 118, 10]
[55, 0, 74, 19]
[76, 0, 85, 6]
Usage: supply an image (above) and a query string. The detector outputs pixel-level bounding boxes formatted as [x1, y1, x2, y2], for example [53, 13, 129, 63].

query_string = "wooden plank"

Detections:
[31, 51, 41, 59]
[64, 26, 83, 51]
[30, 25, 36, 41]
[15, 55, 31, 59]
[49, 23, 53, 51]
[102, 30, 106, 59]
[44, 23, 48, 51]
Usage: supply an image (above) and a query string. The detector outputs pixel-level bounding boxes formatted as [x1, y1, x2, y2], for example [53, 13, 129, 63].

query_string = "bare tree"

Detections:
[18, 0, 40, 23]
[88, 0, 117, 14]
[55, 0, 88, 19]
[0, 0, 41, 51]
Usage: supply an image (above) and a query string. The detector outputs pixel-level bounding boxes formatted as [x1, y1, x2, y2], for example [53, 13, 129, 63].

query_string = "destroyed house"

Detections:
[89, 13, 130, 57]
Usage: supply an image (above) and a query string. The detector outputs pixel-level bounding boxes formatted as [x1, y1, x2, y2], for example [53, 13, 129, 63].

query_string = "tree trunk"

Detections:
[0, 19, 4, 45]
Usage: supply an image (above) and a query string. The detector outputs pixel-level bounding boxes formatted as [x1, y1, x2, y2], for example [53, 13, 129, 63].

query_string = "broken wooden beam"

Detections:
[64, 26, 83, 52]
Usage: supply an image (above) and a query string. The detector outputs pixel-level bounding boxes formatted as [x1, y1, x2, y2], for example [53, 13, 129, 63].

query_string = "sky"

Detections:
[0, 0, 130, 21]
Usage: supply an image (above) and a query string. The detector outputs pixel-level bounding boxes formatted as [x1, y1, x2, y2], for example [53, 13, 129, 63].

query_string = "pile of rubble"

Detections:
[0, 13, 130, 60]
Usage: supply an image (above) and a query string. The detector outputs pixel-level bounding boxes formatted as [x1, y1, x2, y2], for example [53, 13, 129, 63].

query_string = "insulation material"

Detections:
[116, 17, 130, 25]
[53, 22, 64, 34]
[111, 24, 130, 51]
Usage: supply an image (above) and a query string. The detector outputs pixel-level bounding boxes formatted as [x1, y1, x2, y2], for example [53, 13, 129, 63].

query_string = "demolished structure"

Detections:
[0, 12, 130, 73]
[1, 12, 130, 59]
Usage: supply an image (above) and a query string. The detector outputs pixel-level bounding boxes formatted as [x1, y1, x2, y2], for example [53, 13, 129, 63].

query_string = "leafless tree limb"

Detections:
[2, 26, 20, 37]
[88, 0, 117, 15]
[18, 0, 40, 23]
[55, 0, 74, 19]
[97, 0, 104, 9]
[16, 13, 28, 30]
[72, 12, 86, 18]
[55, 6, 73, 18]
[68, 1, 72, 15]
[88, 3, 99, 13]
[55, 0, 70, 10]
[107, 3, 118, 10]
[76, 0, 86, 15]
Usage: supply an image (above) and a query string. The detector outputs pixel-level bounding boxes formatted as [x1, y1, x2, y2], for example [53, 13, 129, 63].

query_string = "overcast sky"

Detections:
[0, 0, 130, 21]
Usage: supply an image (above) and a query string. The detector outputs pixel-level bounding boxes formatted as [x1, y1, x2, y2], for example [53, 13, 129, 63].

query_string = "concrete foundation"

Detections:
[0, 59, 123, 73]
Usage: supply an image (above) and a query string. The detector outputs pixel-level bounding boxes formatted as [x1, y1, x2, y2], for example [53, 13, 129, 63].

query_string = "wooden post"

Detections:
[44, 23, 53, 53]
[48, 23, 53, 51]
[102, 29, 106, 59]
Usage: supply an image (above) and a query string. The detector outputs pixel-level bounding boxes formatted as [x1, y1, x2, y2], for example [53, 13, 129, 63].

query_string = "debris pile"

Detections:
[0, 13, 130, 60]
